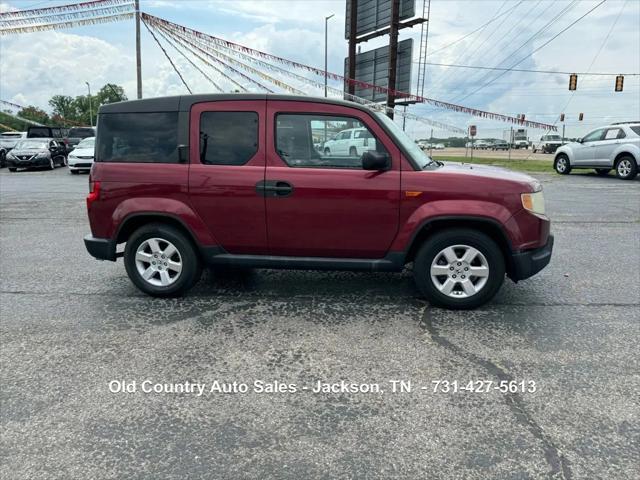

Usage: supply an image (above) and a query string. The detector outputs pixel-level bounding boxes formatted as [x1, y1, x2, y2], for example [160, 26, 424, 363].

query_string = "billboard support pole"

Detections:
[135, 0, 142, 99]
[386, 0, 400, 119]
[347, 0, 358, 97]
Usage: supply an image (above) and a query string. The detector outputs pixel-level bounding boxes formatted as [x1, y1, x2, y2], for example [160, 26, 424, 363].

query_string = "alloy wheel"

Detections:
[135, 237, 183, 287]
[556, 157, 567, 173]
[617, 159, 632, 178]
[429, 244, 490, 298]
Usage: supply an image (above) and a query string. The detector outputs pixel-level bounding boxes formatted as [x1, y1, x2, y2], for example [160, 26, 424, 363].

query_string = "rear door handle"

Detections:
[256, 180, 294, 197]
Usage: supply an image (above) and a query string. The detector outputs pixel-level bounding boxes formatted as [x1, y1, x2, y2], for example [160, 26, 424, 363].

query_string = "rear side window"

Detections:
[96, 112, 178, 163]
[199, 112, 258, 165]
[27, 127, 51, 138]
[629, 126, 640, 136]
[68, 128, 95, 138]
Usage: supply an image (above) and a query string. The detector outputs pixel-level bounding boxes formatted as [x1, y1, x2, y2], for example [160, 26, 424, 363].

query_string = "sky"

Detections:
[1, 0, 639, 139]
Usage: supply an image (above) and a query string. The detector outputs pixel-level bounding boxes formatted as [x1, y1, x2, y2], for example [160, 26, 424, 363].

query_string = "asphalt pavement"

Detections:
[1, 166, 638, 479]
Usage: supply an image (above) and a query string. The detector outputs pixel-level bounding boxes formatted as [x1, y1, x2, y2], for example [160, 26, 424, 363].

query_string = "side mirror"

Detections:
[362, 151, 391, 171]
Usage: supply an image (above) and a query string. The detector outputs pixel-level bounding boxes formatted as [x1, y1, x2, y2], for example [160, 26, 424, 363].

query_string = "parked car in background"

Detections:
[473, 140, 490, 150]
[433, 143, 445, 150]
[323, 127, 378, 156]
[0, 131, 27, 167]
[65, 127, 96, 150]
[26, 125, 69, 154]
[532, 134, 563, 154]
[491, 140, 509, 151]
[5, 138, 67, 171]
[84, 94, 553, 310]
[67, 136, 95, 174]
[554, 122, 640, 179]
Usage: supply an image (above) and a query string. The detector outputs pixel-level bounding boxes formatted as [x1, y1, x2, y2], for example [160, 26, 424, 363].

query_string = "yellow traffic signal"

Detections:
[569, 74, 577, 91]
[579, 113, 584, 121]
[560, 113, 565, 122]
[615, 75, 624, 92]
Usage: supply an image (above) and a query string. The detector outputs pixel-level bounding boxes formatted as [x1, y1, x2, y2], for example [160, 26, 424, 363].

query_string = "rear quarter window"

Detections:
[96, 112, 178, 163]
[27, 127, 51, 138]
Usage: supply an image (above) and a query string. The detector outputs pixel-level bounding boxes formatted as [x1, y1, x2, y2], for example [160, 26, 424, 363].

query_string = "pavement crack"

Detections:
[419, 306, 573, 480]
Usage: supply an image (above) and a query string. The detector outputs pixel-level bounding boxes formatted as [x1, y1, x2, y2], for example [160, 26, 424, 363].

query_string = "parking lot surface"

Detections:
[1, 167, 638, 479]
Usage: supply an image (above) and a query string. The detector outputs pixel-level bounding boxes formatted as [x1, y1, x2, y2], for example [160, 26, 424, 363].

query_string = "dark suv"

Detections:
[84, 94, 553, 309]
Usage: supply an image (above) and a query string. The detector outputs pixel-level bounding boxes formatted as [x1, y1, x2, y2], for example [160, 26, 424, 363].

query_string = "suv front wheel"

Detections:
[124, 223, 202, 297]
[554, 154, 571, 175]
[413, 229, 505, 309]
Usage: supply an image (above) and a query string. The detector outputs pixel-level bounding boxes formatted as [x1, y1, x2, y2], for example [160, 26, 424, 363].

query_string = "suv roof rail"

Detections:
[610, 121, 640, 125]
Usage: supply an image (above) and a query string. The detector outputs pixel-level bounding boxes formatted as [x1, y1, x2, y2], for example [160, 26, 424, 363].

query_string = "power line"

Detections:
[415, 62, 638, 76]
[456, 0, 608, 102]
[426, 1, 524, 56]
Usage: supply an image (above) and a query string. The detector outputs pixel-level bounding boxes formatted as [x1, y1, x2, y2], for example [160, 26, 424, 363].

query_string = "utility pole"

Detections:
[135, 0, 142, 99]
[429, 128, 433, 156]
[324, 14, 334, 98]
[402, 105, 407, 131]
[347, 0, 357, 98]
[85, 82, 93, 127]
[386, 0, 400, 119]
[508, 126, 513, 161]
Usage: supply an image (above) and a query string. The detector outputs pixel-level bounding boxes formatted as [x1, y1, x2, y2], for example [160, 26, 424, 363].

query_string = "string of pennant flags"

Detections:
[0, 4, 133, 28]
[142, 13, 557, 131]
[0, 1, 557, 132]
[0, 0, 132, 19]
[147, 18, 467, 134]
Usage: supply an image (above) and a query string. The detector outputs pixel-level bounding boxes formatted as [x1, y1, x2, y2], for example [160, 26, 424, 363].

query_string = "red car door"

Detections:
[264, 100, 401, 259]
[188, 100, 268, 254]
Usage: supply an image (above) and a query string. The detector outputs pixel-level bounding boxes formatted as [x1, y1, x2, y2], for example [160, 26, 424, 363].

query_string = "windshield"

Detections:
[15, 139, 49, 149]
[77, 137, 95, 149]
[374, 112, 435, 169]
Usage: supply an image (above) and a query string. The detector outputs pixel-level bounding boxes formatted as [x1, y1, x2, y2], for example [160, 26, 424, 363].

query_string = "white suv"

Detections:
[554, 122, 640, 179]
[323, 127, 378, 156]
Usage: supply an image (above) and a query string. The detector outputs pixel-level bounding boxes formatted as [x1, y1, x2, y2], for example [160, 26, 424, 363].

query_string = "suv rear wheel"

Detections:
[614, 155, 638, 180]
[413, 229, 505, 309]
[124, 223, 202, 297]
[554, 154, 571, 175]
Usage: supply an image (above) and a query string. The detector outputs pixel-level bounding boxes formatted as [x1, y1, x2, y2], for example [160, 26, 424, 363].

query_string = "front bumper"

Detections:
[6, 157, 50, 168]
[509, 234, 554, 281]
[84, 235, 117, 261]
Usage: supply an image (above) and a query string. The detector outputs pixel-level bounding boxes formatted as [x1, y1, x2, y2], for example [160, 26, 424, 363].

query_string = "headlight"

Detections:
[521, 190, 546, 217]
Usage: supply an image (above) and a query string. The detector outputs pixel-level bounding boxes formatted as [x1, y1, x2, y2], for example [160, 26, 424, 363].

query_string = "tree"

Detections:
[17, 106, 49, 125]
[96, 83, 127, 105]
[48, 95, 78, 125]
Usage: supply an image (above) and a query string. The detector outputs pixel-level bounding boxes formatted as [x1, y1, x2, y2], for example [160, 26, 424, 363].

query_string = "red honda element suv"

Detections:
[85, 94, 553, 309]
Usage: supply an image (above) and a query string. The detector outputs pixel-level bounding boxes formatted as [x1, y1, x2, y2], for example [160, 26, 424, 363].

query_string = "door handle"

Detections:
[255, 180, 294, 197]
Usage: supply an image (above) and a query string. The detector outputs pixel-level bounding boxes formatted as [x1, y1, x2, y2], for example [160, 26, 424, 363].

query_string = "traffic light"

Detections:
[560, 113, 565, 122]
[579, 113, 584, 121]
[569, 74, 578, 91]
[615, 75, 624, 92]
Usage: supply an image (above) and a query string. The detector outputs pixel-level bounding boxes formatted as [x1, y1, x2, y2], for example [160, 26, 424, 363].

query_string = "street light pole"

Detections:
[324, 14, 334, 98]
[85, 82, 93, 127]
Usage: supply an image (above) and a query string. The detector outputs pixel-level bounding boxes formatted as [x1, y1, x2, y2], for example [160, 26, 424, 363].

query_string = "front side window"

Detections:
[96, 112, 178, 163]
[582, 129, 605, 143]
[603, 128, 623, 140]
[276, 114, 388, 169]
[199, 112, 258, 166]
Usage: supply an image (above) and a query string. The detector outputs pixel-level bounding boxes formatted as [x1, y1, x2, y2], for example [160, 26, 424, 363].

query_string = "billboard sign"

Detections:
[344, 38, 413, 103]
[345, 0, 415, 39]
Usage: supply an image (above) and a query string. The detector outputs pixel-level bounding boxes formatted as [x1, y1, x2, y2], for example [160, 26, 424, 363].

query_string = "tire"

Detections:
[532, 147, 537, 154]
[48, 157, 55, 170]
[554, 154, 571, 175]
[413, 229, 505, 310]
[614, 155, 638, 180]
[124, 223, 202, 297]
[8, 168, 17, 172]
[595, 168, 610, 176]
[59, 156, 67, 167]
[324, 147, 330, 156]
[0, 150, 5, 168]
[349, 147, 357, 156]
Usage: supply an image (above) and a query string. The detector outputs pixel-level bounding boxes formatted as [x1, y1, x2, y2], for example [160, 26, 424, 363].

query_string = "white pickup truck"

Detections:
[532, 134, 564, 154]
